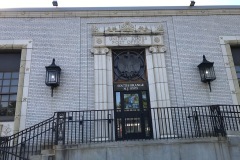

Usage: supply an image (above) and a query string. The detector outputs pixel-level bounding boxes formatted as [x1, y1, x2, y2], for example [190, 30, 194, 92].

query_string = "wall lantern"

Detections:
[190, 1, 195, 6]
[197, 55, 216, 92]
[52, 1, 58, 6]
[45, 58, 61, 97]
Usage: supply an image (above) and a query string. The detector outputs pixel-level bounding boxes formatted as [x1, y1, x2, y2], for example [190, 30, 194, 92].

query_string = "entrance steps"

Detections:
[29, 149, 55, 160]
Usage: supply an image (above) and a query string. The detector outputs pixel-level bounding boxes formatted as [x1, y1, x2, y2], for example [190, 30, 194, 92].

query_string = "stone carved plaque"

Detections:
[93, 35, 163, 47]
[106, 36, 151, 46]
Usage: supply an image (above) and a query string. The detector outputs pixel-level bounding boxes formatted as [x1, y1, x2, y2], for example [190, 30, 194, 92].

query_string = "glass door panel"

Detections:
[116, 118, 122, 139]
[125, 118, 141, 134]
[115, 92, 121, 111]
[142, 91, 147, 110]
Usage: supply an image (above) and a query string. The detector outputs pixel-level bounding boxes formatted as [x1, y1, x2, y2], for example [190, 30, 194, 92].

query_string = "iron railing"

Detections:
[0, 105, 240, 160]
[0, 115, 56, 160]
[151, 105, 237, 139]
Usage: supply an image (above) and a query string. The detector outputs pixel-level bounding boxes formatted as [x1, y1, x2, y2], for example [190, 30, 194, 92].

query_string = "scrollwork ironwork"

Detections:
[113, 49, 146, 81]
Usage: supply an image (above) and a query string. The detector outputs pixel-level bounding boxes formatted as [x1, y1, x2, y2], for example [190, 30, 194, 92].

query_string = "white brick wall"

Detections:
[0, 15, 238, 128]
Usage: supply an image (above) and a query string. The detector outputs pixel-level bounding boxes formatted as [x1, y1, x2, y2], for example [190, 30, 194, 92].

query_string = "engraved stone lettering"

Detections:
[105, 36, 151, 46]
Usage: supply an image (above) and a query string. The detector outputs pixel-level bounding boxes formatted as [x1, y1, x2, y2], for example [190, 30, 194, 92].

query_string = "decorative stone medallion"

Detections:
[93, 36, 105, 47]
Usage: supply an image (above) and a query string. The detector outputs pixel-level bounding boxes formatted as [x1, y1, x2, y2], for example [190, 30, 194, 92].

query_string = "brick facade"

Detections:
[0, 9, 238, 130]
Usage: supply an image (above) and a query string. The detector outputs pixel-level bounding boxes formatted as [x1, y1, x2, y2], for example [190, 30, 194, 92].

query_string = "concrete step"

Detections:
[28, 149, 55, 160]
[29, 155, 42, 160]
[41, 149, 55, 155]
[29, 154, 55, 160]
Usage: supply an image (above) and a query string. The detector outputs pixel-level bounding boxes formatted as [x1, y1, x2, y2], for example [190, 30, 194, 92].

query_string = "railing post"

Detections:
[55, 112, 66, 145]
[210, 105, 226, 136]
[0, 137, 9, 159]
[192, 111, 201, 137]
[108, 112, 114, 141]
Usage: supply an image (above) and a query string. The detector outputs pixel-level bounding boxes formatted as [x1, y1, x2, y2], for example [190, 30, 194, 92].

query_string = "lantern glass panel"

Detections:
[199, 69, 205, 82]
[48, 71, 57, 83]
[205, 67, 211, 79]
[205, 67, 215, 80]
[199, 66, 216, 82]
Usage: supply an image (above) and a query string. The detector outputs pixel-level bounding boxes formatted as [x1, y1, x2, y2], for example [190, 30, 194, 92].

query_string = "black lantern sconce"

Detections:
[45, 58, 61, 97]
[190, 1, 195, 6]
[198, 55, 216, 92]
[52, 1, 58, 6]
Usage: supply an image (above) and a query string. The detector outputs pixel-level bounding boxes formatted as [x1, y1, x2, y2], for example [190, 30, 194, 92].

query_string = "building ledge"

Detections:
[0, 6, 240, 17]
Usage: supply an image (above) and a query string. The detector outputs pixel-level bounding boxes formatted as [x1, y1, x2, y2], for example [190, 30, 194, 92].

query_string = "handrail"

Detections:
[0, 115, 57, 160]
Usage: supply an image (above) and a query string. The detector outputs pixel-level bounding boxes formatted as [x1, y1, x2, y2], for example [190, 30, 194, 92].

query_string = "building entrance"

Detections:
[112, 48, 152, 140]
[114, 90, 152, 140]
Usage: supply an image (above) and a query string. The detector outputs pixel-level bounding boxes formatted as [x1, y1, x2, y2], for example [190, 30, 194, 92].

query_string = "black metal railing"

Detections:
[54, 110, 114, 145]
[151, 105, 237, 139]
[0, 110, 115, 160]
[0, 115, 57, 160]
[1, 105, 240, 160]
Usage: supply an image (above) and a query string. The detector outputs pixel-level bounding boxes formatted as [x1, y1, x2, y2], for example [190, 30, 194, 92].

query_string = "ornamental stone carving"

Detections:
[92, 25, 99, 33]
[93, 36, 105, 47]
[136, 26, 151, 33]
[159, 46, 167, 52]
[121, 22, 135, 32]
[149, 46, 167, 53]
[90, 47, 109, 55]
[106, 26, 118, 33]
[1, 124, 12, 136]
[155, 25, 164, 33]
[92, 22, 164, 36]
[92, 22, 166, 53]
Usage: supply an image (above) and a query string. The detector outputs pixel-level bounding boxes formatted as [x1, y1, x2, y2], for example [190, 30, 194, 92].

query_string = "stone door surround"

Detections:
[91, 22, 171, 138]
[91, 22, 170, 111]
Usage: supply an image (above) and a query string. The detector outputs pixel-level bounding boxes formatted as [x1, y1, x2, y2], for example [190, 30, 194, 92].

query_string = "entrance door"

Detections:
[114, 90, 152, 140]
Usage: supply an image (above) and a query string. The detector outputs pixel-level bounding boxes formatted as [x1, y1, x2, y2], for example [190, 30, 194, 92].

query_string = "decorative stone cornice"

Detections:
[92, 22, 163, 36]
[1, 8, 240, 18]
[91, 47, 109, 55]
[149, 46, 167, 53]
[92, 22, 166, 49]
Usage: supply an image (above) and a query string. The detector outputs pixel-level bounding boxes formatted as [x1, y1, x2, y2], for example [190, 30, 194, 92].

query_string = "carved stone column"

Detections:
[91, 48, 110, 110]
[148, 46, 173, 138]
[148, 46, 170, 108]
[91, 47, 114, 141]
